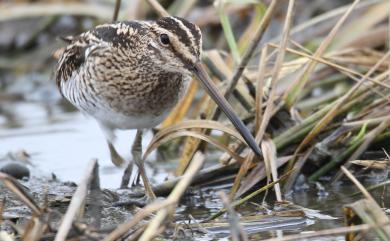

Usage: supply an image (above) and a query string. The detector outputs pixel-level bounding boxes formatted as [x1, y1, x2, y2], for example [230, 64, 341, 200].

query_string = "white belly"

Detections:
[93, 108, 170, 130]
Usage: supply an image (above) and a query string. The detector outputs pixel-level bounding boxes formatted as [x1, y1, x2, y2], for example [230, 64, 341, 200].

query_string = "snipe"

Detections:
[56, 16, 261, 200]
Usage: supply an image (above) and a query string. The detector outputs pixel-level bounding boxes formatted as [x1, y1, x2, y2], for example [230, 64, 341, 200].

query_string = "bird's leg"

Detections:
[131, 130, 156, 201]
[99, 123, 126, 167]
[107, 140, 127, 167]
[132, 169, 141, 186]
[120, 159, 134, 189]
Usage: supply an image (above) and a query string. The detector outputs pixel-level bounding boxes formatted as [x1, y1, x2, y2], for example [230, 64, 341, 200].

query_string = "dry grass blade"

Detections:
[333, 118, 390, 182]
[283, 146, 314, 192]
[259, 0, 293, 111]
[21, 217, 48, 241]
[292, 51, 390, 162]
[138, 152, 205, 241]
[236, 156, 291, 197]
[330, 51, 390, 71]
[230, 0, 295, 199]
[345, 200, 390, 241]
[161, 81, 199, 128]
[206, 168, 293, 221]
[267, 43, 390, 90]
[224, 0, 279, 99]
[208, 50, 256, 107]
[54, 159, 97, 241]
[350, 160, 390, 169]
[176, 137, 202, 176]
[341, 166, 390, 239]
[151, 120, 246, 145]
[145, 119, 248, 165]
[144, 129, 245, 163]
[0, 172, 41, 216]
[283, 0, 360, 107]
[261, 137, 281, 201]
[255, 46, 268, 132]
[340, 166, 376, 203]
[205, 51, 255, 108]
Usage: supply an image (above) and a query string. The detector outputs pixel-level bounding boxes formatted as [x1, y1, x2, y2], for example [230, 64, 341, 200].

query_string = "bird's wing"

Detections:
[55, 21, 146, 94]
[55, 33, 108, 95]
[55, 39, 88, 94]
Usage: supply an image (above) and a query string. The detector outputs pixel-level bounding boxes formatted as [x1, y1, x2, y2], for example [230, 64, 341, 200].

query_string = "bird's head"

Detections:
[149, 16, 202, 74]
[149, 17, 262, 157]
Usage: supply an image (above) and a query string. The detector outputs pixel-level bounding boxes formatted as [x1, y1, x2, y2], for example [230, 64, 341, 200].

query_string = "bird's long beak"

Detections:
[192, 62, 262, 156]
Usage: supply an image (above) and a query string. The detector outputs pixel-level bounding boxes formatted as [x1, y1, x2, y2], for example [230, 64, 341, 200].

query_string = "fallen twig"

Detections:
[0, 172, 41, 216]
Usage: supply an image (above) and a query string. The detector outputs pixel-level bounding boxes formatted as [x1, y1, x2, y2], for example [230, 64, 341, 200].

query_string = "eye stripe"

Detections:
[156, 17, 196, 53]
[173, 17, 202, 54]
[166, 31, 197, 64]
[154, 17, 202, 67]
[169, 17, 197, 53]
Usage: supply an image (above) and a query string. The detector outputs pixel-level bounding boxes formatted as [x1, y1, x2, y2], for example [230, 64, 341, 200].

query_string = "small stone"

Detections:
[0, 162, 30, 180]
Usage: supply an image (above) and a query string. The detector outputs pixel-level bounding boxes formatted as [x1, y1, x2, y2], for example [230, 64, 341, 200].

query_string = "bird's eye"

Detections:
[160, 34, 170, 45]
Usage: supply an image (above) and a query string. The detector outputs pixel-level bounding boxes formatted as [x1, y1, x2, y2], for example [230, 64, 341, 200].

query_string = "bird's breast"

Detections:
[101, 71, 191, 129]
[118, 71, 191, 117]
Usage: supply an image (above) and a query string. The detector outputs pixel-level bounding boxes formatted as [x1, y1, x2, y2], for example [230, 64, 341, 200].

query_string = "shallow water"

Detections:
[0, 100, 158, 188]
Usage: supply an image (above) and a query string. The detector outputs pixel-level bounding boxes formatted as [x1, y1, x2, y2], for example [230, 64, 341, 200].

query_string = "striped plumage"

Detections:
[55, 16, 262, 200]
[56, 17, 201, 132]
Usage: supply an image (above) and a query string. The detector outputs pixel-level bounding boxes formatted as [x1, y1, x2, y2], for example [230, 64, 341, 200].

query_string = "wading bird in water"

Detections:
[56, 16, 261, 200]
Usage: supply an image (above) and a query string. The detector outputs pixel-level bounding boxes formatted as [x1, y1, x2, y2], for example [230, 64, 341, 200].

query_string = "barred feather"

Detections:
[55, 17, 201, 131]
